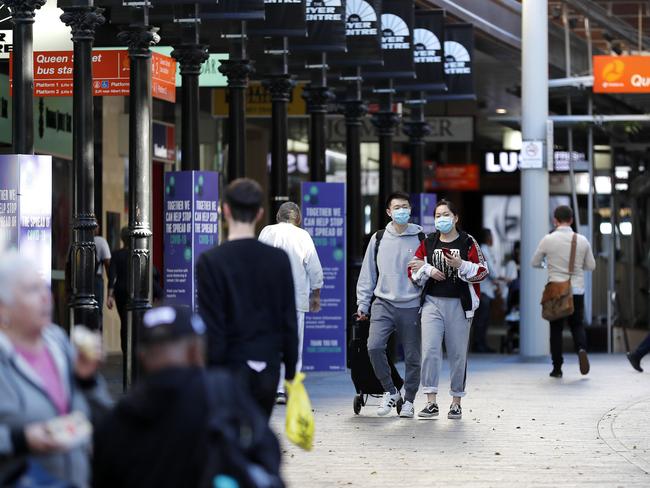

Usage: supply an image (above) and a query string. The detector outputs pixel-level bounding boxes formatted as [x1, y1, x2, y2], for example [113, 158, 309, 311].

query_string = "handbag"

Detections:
[541, 233, 577, 322]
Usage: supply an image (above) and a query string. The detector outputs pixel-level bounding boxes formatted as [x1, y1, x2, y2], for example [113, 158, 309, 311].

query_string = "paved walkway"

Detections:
[269, 354, 650, 487]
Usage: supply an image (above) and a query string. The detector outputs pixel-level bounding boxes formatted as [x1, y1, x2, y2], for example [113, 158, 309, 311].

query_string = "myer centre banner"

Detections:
[301, 182, 346, 371]
[163, 171, 219, 310]
[0, 155, 52, 282]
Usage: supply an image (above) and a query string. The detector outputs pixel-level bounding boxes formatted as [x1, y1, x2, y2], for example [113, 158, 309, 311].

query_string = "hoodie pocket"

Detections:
[376, 273, 418, 300]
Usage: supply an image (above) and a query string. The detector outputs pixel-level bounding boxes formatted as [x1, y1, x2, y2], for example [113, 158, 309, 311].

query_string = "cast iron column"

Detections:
[344, 95, 367, 264]
[264, 74, 294, 215]
[61, 2, 104, 331]
[171, 43, 209, 171]
[303, 85, 334, 182]
[118, 24, 159, 387]
[372, 86, 399, 228]
[6, 0, 45, 154]
[218, 25, 252, 182]
[403, 100, 431, 194]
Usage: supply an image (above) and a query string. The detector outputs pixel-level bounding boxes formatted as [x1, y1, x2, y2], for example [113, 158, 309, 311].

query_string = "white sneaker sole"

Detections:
[417, 413, 439, 419]
[399, 412, 414, 418]
[447, 413, 462, 419]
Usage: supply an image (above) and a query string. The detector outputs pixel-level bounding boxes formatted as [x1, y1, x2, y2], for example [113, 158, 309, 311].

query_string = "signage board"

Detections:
[163, 171, 219, 310]
[153, 122, 176, 163]
[152, 47, 228, 87]
[9, 50, 177, 102]
[519, 140, 544, 169]
[428, 23, 475, 101]
[212, 82, 306, 117]
[249, 0, 307, 37]
[410, 193, 437, 234]
[427, 163, 479, 191]
[0, 155, 52, 283]
[301, 182, 346, 372]
[0, 30, 12, 59]
[593, 55, 650, 93]
[329, 0, 383, 67]
[291, 0, 347, 53]
[485, 150, 589, 173]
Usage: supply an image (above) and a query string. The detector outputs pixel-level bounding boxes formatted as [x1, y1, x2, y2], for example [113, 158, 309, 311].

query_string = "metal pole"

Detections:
[563, 3, 580, 230]
[61, 2, 104, 331]
[585, 16, 595, 325]
[118, 21, 159, 387]
[344, 70, 367, 264]
[171, 33, 208, 172]
[520, 0, 550, 358]
[218, 22, 252, 182]
[608, 148, 616, 353]
[403, 94, 431, 194]
[372, 80, 398, 228]
[304, 53, 332, 183]
[7, 0, 45, 154]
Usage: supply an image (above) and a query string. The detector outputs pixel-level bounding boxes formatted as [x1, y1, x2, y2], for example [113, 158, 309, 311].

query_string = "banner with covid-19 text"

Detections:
[301, 182, 346, 372]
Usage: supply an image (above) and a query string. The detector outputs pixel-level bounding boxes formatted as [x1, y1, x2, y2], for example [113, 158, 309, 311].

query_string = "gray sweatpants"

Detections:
[421, 296, 471, 398]
[367, 298, 421, 403]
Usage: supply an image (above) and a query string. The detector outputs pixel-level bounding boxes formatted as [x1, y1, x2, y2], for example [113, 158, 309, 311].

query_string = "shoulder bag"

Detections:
[541, 233, 577, 322]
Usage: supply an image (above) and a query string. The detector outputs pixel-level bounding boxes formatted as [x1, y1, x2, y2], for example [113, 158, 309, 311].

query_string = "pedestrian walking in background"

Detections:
[94, 226, 111, 329]
[197, 178, 298, 418]
[627, 332, 650, 372]
[409, 199, 488, 420]
[356, 191, 424, 419]
[259, 202, 324, 405]
[93, 305, 283, 488]
[532, 205, 596, 378]
[107, 227, 164, 391]
[472, 228, 498, 353]
[0, 250, 111, 488]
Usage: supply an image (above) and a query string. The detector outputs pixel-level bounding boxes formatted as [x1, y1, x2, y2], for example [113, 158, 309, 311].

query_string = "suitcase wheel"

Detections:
[353, 395, 363, 415]
[396, 398, 404, 415]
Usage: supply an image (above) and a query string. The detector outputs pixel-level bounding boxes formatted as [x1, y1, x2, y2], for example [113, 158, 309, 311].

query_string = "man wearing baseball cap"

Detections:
[93, 305, 283, 488]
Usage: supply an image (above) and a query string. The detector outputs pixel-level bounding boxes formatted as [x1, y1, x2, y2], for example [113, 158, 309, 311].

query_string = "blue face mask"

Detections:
[392, 208, 411, 225]
[435, 216, 455, 234]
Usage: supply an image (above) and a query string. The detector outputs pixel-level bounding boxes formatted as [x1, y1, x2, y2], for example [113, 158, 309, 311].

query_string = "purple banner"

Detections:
[411, 193, 437, 234]
[164, 171, 219, 310]
[301, 182, 346, 372]
[0, 155, 52, 283]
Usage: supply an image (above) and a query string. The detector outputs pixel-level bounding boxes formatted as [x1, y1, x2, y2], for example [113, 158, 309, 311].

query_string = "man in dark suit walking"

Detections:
[197, 178, 298, 418]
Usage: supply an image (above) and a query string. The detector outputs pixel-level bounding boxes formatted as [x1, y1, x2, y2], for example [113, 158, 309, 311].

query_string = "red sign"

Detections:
[10, 50, 176, 102]
[427, 163, 479, 191]
[593, 55, 650, 93]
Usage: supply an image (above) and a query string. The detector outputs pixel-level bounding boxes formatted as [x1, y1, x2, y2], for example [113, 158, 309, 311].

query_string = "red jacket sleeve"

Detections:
[465, 237, 489, 283]
[408, 240, 427, 280]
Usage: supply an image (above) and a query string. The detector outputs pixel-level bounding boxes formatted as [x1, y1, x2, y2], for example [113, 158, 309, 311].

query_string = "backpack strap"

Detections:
[417, 231, 426, 242]
[568, 233, 577, 275]
[374, 229, 385, 279]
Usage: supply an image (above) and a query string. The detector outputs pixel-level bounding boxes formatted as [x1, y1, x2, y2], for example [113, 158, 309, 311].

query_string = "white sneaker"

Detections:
[399, 401, 414, 418]
[377, 391, 402, 416]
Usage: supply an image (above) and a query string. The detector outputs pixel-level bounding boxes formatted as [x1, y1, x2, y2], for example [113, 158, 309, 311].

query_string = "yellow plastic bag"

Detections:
[284, 373, 314, 451]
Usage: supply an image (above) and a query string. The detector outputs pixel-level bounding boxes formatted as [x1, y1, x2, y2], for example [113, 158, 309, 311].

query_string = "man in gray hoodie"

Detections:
[356, 191, 424, 418]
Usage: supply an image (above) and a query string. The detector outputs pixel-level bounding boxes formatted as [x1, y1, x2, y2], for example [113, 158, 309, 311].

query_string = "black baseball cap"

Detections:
[140, 305, 206, 345]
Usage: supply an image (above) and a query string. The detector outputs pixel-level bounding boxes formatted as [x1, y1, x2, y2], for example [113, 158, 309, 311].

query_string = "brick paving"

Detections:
[269, 354, 650, 487]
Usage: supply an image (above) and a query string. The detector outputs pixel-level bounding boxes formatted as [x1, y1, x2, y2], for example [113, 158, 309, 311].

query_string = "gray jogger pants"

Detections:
[420, 296, 471, 397]
[367, 298, 421, 403]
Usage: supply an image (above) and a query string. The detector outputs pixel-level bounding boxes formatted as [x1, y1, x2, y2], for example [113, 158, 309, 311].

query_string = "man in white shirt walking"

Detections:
[259, 202, 324, 404]
[532, 206, 596, 378]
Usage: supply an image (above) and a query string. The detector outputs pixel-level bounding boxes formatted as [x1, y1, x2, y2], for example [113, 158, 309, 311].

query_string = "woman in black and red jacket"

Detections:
[408, 199, 488, 420]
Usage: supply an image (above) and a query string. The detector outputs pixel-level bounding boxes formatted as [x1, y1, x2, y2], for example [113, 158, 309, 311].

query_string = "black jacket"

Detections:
[93, 367, 282, 488]
[196, 239, 298, 379]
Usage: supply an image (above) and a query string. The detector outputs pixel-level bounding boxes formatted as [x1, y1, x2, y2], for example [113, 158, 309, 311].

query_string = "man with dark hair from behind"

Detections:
[532, 205, 596, 378]
[93, 306, 283, 488]
[197, 178, 298, 418]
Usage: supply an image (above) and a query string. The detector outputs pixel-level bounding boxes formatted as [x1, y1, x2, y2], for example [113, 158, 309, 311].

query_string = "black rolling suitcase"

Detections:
[348, 315, 404, 415]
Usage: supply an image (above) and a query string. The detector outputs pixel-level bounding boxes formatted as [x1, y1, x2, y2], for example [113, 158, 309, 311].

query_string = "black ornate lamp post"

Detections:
[171, 17, 208, 172]
[60, 0, 105, 331]
[218, 22, 253, 182]
[6, 0, 46, 154]
[303, 69, 334, 183]
[117, 11, 159, 387]
[403, 95, 431, 194]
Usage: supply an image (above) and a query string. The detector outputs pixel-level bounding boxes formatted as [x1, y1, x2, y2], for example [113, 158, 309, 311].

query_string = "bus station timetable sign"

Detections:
[9, 50, 177, 102]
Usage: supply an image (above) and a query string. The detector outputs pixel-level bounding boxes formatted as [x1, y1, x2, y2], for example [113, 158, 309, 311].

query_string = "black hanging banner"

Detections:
[395, 10, 446, 93]
[290, 0, 348, 53]
[249, 0, 307, 38]
[200, 0, 266, 20]
[363, 0, 415, 80]
[329, 0, 383, 67]
[428, 23, 475, 101]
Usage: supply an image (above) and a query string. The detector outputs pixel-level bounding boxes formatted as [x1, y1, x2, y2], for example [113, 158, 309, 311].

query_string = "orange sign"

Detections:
[427, 163, 479, 191]
[10, 50, 176, 102]
[593, 55, 650, 93]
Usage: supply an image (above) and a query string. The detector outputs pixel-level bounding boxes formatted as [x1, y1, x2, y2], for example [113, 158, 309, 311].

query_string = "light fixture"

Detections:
[496, 108, 507, 114]
[600, 222, 612, 235]
[595, 176, 612, 194]
[620, 222, 632, 236]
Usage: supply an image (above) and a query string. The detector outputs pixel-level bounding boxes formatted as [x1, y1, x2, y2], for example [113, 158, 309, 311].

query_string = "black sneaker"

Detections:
[276, 392, 287, 405]
[448, 403, 462, 419]
[627, 352, 643, 372]
[417, 402, 439, 419]
[549, 368, 563, 378]
[578, 349, 590, 375]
